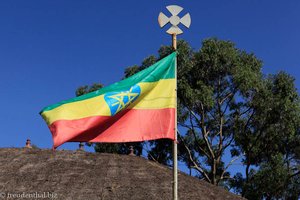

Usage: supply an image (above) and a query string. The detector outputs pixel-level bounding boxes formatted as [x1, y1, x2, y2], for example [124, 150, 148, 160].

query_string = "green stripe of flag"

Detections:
[40, 52, 176, 113]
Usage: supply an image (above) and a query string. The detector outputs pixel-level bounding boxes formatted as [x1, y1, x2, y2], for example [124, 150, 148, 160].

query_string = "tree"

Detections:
[230, 72, 300, 199]
[172, 39, 265, 186]
[75, 83, 104, 97]
[125, 38, 300, 198]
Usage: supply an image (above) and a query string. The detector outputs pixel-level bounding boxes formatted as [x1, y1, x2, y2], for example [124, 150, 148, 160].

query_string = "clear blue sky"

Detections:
[0, 0, 299, 156]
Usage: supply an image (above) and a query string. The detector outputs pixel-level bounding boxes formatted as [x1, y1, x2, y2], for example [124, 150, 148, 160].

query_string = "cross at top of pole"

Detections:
[158, 5, 191, 35]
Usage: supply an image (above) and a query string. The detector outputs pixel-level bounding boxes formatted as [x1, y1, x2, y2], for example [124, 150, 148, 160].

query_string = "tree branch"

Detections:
[143, 143, 159, 163]
[190, 106, 215, 159]
[220, 92, 233, 105]
[289, 170, 300, 179]
[219, 153, 245, 183]
[188, 112, 211, 159]
[178, 133, 211, 183]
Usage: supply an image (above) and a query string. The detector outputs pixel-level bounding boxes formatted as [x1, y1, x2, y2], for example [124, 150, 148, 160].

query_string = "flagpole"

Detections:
[157, 5, 191, 200]
[172, 33, 178, 200]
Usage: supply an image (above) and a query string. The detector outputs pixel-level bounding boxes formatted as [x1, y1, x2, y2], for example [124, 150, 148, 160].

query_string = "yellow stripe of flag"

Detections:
[42, 79, 175, 125]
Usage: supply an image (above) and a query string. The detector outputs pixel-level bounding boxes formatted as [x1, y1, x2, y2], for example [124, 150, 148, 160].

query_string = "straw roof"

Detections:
[0, 148, 244, 200]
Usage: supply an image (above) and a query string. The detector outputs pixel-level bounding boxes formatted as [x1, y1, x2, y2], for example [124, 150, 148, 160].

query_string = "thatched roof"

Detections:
[0, 148, 244, 200]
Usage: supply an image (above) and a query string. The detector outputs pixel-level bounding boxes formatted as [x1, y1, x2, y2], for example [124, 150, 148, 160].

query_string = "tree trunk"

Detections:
[245, 162, 250, 183]
[212, 160, 217, 185]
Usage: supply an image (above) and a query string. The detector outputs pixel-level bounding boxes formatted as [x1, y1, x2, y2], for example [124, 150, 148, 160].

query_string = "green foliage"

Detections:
[147, 139, 172, 165]
[173, 38, 265, 186]
[124, 65, 139, 78]
[231, 155, 300, 199]
[229, 71, 300, 199]
[124, 55, 157, 78]
[127, 38, 300, 198]
[75, 83, 104, 96]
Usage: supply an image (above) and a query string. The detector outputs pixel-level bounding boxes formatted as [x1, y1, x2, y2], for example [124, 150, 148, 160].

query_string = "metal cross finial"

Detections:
[158, 5, 191, 35]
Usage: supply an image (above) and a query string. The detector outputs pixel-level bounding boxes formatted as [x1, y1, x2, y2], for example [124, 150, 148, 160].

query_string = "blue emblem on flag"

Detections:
[104, 85, 141, 116]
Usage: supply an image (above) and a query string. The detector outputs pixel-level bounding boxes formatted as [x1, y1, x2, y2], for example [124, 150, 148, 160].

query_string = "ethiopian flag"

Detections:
[40, 52, 176, 148]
